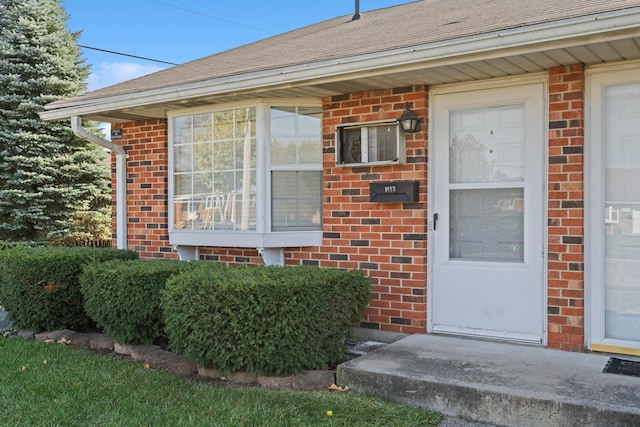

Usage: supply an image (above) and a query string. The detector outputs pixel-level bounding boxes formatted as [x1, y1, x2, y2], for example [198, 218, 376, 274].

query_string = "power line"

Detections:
[148, 0, 274, 35]
[78, 45, 178, 66]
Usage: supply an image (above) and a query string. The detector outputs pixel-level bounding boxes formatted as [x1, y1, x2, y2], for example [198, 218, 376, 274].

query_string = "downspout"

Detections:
[70, 116, 128, 250]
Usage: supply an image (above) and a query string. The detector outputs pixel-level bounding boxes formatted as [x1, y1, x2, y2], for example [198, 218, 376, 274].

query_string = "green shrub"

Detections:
[80, 259, 194, 345]
[0, 246, 138, 331]
[162, 264, 371, 376]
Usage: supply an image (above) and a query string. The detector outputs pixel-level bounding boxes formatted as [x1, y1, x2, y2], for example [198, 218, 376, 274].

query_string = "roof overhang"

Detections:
[40, 7, 640, 123]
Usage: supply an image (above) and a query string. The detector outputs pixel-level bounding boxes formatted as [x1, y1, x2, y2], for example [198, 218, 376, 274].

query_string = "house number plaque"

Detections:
[369, 181, 419, 203]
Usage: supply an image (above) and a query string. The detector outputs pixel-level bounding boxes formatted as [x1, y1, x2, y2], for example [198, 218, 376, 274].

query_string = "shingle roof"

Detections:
[47, 0, 640, 109]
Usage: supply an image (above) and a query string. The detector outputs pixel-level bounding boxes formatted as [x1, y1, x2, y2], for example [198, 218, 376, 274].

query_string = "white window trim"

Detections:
[167, 99, 322, 249]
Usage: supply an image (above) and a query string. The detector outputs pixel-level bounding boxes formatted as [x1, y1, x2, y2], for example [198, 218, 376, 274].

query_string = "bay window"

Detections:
[168, 101, 322, 248]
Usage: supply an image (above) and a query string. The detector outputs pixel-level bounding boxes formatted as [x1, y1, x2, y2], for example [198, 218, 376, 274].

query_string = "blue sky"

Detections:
[62, 0, 411, 91]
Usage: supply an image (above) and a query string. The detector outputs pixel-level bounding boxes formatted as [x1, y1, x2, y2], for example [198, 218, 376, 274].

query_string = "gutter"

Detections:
[70, 116, 128, 250]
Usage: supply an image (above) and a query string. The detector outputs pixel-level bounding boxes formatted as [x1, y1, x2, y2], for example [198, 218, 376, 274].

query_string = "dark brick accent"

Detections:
[391, 272, 411, 279]
[342, 189, 360, 196]
[331, 94, 350, 102]
[323, 232, 341, 239]
[549, 121, 567, 129]
[159, 247, 172, 253]
[562, 236, 583, 245]
[140, 206, 152, 211]
[403, 233, 427, 241]
[562, 200, 584, 209]
[352, 166, 371, 174]
[403, 203, 424, 210]
[392, 86, 413, 94]
[302, 260, 319, 267]
[146, 224, 159, 229]
[330, 254, 348, 261]
[412, 288, 425, 296]
[351, 240, 370, 246]
[391, 317, 412, 325]
[361, 218, 380, 225]
[362, 173, 381, 180]
[569, 263, 583, 271]
[128, 218, 140, 223]
[332, 211, 351, 217]
[391, 256, 412, 264]
[360, 322, 380, 330]
[563, 146, 583, 154]
[359, 262, 379, 270]
[407, 156, 427, 163]
[549, 156, 567, 164]
[548, 306, 560, 314]
[235, 257, 250, 263]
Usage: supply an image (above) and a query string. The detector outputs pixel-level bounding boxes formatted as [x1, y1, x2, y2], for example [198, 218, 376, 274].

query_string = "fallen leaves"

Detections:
[328, 383, 349, 392]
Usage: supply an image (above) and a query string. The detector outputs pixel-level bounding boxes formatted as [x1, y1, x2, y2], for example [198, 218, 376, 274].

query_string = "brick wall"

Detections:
[110, 73, 590, 348]
[316, 86, 429, 334]
[111, 88, 429, 335]
[546, 64, 585, 351]
[112, 119, 176, 259]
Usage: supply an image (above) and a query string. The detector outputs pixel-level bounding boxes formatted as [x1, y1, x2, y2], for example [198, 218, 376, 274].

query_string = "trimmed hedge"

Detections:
[0, 246, 138, 331]
[161, 264, 371, 376]
[80, 259, 194, 345]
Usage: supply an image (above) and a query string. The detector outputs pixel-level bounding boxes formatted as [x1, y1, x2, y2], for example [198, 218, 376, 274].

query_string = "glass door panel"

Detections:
[449, 105, 525, 263]
[604, 82, 640, 342]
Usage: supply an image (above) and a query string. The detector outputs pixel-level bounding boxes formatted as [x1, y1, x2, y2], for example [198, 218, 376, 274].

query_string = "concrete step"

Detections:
[337, 334, 640, 427]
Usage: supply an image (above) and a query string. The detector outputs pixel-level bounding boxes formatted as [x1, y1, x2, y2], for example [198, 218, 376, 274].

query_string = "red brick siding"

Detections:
[547, 64, 585, 351]
[110, 71, 590, 350]
[111, 88, 429, 335]
[111, 120, 176, 259]
[317, 86, 429, 334]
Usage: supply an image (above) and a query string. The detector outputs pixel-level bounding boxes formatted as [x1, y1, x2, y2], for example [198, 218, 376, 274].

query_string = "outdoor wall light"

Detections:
[397, 102, 421, 133]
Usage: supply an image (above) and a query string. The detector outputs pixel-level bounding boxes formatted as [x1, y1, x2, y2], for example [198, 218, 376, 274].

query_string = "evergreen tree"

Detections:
[0, 0, 111, 242]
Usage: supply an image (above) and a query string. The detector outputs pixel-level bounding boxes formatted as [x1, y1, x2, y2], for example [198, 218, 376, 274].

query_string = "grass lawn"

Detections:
[0, 337, 442, 426]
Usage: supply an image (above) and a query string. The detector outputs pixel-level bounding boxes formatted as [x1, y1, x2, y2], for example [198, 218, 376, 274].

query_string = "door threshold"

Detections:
[432, 325, 543, 345]
[590, 343, 640, 357]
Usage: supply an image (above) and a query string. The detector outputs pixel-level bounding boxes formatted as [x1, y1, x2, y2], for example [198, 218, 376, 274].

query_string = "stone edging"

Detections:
[9, 329, 336, 391]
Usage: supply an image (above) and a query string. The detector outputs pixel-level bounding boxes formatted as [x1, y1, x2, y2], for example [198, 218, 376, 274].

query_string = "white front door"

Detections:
[589, 67, 640, 355]
[431, 83, 545, 343]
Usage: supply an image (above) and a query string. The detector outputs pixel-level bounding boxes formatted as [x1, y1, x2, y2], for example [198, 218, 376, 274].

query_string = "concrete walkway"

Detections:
[337, 334, 640, 427]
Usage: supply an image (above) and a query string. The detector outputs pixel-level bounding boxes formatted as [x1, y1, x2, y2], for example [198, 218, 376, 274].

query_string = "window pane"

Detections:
[174, 174, 191, 196]
[450, 188, 524, 262]
[368, 125, 397, 162]
[272, 171, 322, 230]
[450, 105, 525, 184]
[173, 145, 192, 172]
[193, 113, 212, 142]
[172, 107, 256, 232]
[271, 106, 321, 166]
[173, 116, 191, 144]
[604, 82, 640, 341]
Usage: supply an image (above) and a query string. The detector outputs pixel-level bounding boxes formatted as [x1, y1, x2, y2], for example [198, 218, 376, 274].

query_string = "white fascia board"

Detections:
[40, 8, 640, 122]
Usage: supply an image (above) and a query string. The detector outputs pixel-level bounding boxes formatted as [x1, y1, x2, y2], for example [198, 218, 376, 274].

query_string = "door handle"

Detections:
[433, 213, 438, 230]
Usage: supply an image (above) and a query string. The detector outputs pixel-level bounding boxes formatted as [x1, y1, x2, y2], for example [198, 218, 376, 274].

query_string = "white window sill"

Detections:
[169, 230, 323, 249]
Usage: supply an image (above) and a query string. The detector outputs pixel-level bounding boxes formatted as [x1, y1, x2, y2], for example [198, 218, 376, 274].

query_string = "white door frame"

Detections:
[427, 75, 548, 344]
[587, 61, 640, 356]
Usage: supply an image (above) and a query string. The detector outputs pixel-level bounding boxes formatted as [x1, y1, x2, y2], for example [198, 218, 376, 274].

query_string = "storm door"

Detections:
[431, 83, 545, 343]
[590, 68, 640, 355]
